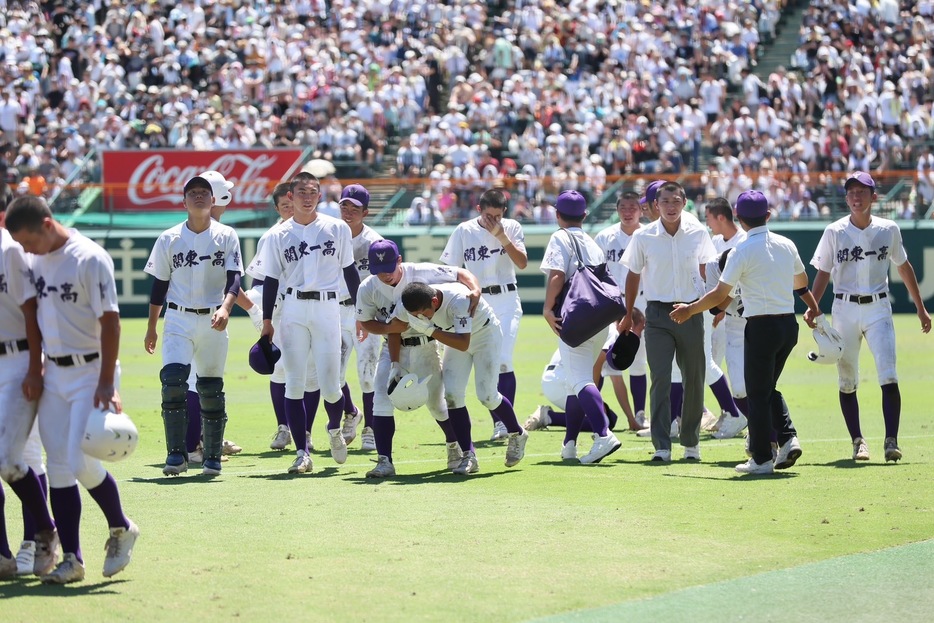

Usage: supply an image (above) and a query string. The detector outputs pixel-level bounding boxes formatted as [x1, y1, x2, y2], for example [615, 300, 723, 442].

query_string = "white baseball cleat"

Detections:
[452, 451, 479, 475]
[713, 414, 748, 439]
[288, 451, 312, 474]
[884, 437, 902, 463]
[505, 429, 529, 467]
[328, 427, 348, 464]
[42, 553, 85, 584]
[103, 520, 139, 578]
[561, 440, 578, 460]
[188, 445, 203, 464]
[446, 442, 463, 469]
[306, 431, 314, 452]
[701, 408, 719, 431]
[523, 406, 552, 431]
[490, 421, 509, 441]
[222, 439, 242, 455]
[852, 437, 870, 461]
[651, 449, 672, 463]
[270, 425, 292, 451]
[15, 540, 36, 576]
[341, 408, 363, 445]
[774, 436, 802, 469]
[34, 529, 60, 576]
[670, 417, 681, 439]
[735, 458, 774, 475]
[162, 453, 188, 476]
[683, 445, 701, 461]
[580, 432, 622, 464]
[360, 427, 376, 452]
[634, 410, 648, 430]
[366, 456, 396, 478]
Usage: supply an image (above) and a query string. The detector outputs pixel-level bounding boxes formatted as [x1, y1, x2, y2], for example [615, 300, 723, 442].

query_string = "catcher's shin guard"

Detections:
[197, 376, 227, 461]
[161, 363, 192, 457]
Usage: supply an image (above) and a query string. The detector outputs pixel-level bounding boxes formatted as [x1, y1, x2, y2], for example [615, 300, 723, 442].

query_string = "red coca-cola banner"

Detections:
[102, 149, 305, 211]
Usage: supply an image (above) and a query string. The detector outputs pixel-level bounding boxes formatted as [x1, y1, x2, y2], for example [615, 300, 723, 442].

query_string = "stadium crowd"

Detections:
[1, 0, 933, 221]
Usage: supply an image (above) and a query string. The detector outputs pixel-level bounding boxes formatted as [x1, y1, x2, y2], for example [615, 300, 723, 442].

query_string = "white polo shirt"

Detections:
[810, 215, 907, 296]
[719, 226, 805, 317]
[621, 215, 717, 303]
[540, 227, 605, 276]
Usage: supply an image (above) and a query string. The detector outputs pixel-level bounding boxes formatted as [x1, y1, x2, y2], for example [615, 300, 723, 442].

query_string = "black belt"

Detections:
[287, 288, 337, 301]
[835, 292, 886, 305]
[0, 339, 29, 356]
[48, 352, 100, 367]
[746, 314, 795, 320]
[339, 298, 354, 307]
[648, 300, 691, 306]
[401, 335, 435, 347]
[168, 302, 216, 315]
[726, 306, 745, 317]
[481, 283, 517, 295]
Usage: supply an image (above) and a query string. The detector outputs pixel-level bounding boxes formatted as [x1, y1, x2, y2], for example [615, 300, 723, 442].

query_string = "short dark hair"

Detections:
[5, 196, 52, 233]
[618, 191, 640, 204]
[739, 214, 768, 228]
[657, 182, 685, 201]
[289, 171, 319, 193]
[401, 281, 435, 313]
[556, 212, 584, 224]
[705, 197, 733, 220]
[478, 189, 507, 211]
[272, 183, 290, 209]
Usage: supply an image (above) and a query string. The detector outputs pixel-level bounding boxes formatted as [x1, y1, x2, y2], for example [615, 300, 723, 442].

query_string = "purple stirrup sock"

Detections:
[341, 383, 357, 415]
[734, 396, 748, 417]
[362, 392, 375, 427]
[578, 385, 609, 437]
[881, 383, 901, 440]
[490, 396, 521, 433]
[50, 485, 83, 562]
[710, 375, 741, 417]
[839, 391, 862, 440]
[87, 473, 129, 530]
[629, 374, 647, 413]
[304, 390, 320, 434]
[373, 416, 395, 462]
[436, 416, 458, 443]
[9, 468, 55, 536]
[270, 382, 287, 426]
[670, 382, 684, 421]
[447, 406, 473, 453]
[563, 395, 585, 444]
[497, 371, 517, 406]
[186, 390, 202, 452]
[285, 398, 308, 453]
[324, 397, 345, 431]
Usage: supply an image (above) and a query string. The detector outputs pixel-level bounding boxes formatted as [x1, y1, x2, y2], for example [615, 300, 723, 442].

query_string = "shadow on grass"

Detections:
[242, 466, 341, 480]
[346, 468, 516, 485]
[662, 471, 799, 481]
[0, 579, 128, 598]
[815, 458, 896, 469]
[128, 474, 224, 485]
[534, 459, 620, 468]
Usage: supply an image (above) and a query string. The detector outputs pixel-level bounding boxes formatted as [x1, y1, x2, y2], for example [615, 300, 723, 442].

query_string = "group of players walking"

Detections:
[0, 167, 928, 584]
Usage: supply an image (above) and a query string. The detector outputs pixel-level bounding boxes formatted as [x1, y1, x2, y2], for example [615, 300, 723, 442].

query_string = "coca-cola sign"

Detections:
[102, 149, 305, 211]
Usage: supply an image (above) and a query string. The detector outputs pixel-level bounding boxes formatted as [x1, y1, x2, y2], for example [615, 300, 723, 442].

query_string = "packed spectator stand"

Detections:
[1, 0, 933, 227]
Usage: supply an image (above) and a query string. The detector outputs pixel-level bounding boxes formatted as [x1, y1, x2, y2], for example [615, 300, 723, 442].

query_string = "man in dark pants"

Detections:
[670, 190, 823, 475]
[620, 182, 717, 462]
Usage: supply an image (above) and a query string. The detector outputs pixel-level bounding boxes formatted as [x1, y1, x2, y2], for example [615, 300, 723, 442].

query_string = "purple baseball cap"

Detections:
[555, 190, 587, 216]
[368, 239, 400, 274]
[340, 184, 370, 208]
[249, 335, 281, 375]
[639, 180, 666, 205]
[735, 190, 770, 219]
[844, 171, 875, 191]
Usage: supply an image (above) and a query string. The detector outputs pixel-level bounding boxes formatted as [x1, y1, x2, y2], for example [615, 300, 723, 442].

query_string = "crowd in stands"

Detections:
[1, 0, 933, 222]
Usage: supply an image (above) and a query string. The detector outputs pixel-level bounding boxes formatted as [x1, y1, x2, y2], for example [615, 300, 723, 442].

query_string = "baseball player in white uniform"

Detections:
[400, 281, 529, 474]
[541, 190, 621, 464]
[703, 197, 749, 439]
[809, 172, 931, 463]
[6, 196, 138, 584]
[144, 176, 244, 477]
[356, 239, 482, 478]
[594, 190, 648, 431]
[0, 201, 59, 580]
[439, 188, 527, 442]
[335, 184, 383, 450]
[249, 172, 359, 475]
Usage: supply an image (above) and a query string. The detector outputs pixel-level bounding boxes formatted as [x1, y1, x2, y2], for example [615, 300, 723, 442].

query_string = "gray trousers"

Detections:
[645, 301, 706, 450]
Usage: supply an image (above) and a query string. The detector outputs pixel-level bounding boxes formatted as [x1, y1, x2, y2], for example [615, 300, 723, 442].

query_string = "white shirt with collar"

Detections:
[719, 226, 805, 317]
[540, 227, 605, 277]
[621, 215, 717, 303]
[810, 215, 907, 296]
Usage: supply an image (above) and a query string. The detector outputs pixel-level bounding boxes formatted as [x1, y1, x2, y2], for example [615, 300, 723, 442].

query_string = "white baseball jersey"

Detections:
[339, 224, 383, 300]
[712, 230, 747, 254]
[145, 220, 244, 308]
[248, 214, 353, 291]
[355, 262, 459, 340]
[29, 231, 119, 357]
[439, 217, 525, 287]
[810, 215, 908, 294]
[540, 227, 605, 276]
[395, 282, 494, 335]
[0, 227, 32, 341]
[594, 223, 646, 310]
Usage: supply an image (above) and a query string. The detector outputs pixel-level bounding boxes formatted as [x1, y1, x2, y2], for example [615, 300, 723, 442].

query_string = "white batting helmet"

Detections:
[199, 170, 235, 207]
[807, 316, 844, 365]
[82, 407, 139, 462]
[389, 373, 432, 412]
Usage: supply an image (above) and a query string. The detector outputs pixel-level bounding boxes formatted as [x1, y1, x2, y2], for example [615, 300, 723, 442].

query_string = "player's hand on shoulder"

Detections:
[21, 370, 43, 402]
[467, 288, 481, 315]
[94, 385, 122, 414]
[211, 307, 230, 331]
[144, 327, 159, 354]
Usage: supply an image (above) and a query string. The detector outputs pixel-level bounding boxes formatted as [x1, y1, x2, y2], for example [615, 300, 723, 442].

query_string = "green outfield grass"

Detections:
[2, 315, 933, 622]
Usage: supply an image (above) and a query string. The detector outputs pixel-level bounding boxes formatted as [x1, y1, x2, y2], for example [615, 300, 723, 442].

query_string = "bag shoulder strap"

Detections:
[563, 229, 586, 272]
